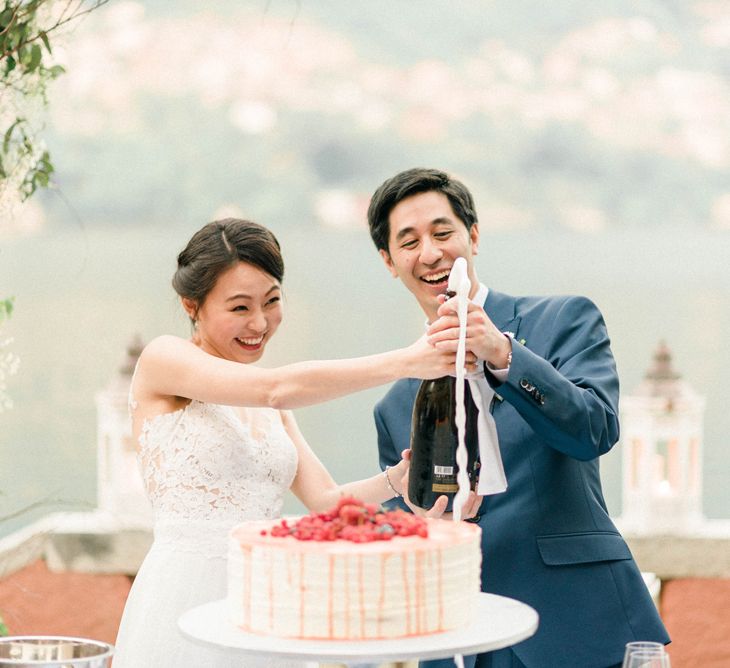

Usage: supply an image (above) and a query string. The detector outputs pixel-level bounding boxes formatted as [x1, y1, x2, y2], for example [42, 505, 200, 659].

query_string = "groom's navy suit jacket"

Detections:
[374, 290, 669, 668]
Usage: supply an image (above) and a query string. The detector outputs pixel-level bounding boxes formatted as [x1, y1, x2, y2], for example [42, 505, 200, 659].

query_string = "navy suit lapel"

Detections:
[484, 289, 522, 339]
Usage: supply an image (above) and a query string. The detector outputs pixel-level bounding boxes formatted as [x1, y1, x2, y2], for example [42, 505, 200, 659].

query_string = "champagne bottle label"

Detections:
[433, 483, 459, 492]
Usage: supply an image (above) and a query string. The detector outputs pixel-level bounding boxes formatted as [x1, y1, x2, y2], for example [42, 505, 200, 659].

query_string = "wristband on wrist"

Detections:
[502, 332, 513, 368]
[384, 466, 403, 498]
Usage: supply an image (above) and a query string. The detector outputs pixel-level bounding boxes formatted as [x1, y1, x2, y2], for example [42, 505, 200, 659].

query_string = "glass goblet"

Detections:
[622, 641, 665, 668]
[624, 648, 670, 668]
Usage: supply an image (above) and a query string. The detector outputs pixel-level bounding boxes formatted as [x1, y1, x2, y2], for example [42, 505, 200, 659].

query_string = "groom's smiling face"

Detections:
[379, 190, 480, 322]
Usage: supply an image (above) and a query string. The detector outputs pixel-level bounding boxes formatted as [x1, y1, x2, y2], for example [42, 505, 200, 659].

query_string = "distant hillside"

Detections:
[33, 0, 730, 233]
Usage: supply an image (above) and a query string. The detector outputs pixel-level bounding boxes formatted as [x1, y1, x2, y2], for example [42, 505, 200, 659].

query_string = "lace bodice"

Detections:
[133, 399, 298, 555]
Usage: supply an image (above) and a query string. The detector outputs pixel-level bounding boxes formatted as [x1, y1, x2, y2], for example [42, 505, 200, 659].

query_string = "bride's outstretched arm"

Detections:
[136, 334, 460, 411]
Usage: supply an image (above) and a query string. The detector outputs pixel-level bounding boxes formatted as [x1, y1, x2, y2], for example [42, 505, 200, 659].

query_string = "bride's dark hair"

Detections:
[172, 219, 284, 318]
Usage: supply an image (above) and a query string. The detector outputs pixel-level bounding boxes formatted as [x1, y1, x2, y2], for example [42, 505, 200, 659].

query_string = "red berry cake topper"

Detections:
[266, 497, 428, 542]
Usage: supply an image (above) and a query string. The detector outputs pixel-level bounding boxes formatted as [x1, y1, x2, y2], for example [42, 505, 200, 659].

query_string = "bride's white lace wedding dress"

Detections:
[113, 399, 303, 667]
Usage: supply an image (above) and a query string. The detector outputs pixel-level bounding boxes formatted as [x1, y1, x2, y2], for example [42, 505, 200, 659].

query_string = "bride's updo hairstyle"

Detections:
[173, 218, 284, 321]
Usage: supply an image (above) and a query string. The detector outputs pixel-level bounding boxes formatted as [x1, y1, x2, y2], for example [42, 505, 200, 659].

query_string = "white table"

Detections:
[179, 593, 538, 665]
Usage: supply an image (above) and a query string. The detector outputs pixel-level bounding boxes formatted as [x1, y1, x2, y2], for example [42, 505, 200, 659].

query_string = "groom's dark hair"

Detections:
[173, 218, 284, 322]
[367, 168, 478, 253]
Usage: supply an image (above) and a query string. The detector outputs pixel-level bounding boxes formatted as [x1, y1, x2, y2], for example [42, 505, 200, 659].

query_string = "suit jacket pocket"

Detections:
[536, 531, 632, 566]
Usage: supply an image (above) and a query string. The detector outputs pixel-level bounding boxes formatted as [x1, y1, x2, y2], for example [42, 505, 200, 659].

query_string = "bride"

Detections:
[113, 218, 480, 668]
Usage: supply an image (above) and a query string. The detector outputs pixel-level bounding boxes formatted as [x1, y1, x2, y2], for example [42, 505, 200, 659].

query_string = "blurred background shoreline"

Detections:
[2, 222, 729, 537]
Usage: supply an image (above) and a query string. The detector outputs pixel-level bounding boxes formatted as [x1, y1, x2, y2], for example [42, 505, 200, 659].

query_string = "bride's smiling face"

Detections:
[185, 261, 283, 364]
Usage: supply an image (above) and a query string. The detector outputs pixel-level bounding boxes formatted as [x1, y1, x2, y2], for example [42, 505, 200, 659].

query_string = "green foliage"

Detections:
[0, 0, 107, 201]
[0, 613, 8, 636]
[0, 297, 13, 322]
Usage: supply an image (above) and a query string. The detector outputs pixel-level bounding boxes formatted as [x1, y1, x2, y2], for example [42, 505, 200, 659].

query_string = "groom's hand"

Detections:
[427, 296, 511, 370]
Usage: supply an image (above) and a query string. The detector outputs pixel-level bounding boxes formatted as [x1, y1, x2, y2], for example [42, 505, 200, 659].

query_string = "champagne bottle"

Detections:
[407, 375, 481, 509]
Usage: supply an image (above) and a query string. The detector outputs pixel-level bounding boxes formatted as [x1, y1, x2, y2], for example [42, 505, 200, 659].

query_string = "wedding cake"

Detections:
[227, 497, 482, 640]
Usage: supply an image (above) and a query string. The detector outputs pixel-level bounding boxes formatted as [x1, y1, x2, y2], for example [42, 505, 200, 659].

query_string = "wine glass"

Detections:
[622, 642, 665, 668]
[624, 649, 671, 668]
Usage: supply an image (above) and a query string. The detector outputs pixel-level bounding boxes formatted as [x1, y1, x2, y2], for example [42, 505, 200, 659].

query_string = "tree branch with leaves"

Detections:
[1, 0, 108, 204]
[1, 1, 108, 389]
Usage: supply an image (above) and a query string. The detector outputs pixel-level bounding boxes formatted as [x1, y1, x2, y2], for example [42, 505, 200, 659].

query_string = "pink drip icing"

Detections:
[401, 551, 412, 635]
[328, 554, 335, 638]
[358, 554, 365, 638]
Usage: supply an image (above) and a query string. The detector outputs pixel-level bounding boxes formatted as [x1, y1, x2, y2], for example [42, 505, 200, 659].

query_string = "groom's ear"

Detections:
[470, 223, 480, 256]
[379, 248, 399, 279]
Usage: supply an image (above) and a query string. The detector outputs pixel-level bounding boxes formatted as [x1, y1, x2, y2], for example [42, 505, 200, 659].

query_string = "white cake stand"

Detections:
[178, 593, 539, 665]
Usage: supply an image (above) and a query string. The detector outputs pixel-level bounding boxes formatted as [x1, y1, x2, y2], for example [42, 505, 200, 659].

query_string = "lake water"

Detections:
[1, 222, 729, 537]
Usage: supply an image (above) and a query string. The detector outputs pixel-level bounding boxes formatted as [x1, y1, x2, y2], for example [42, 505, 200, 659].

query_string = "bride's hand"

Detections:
[396, 450, 447, 517]
[403, 334, 478, 379]
[398, 450, 482, 520]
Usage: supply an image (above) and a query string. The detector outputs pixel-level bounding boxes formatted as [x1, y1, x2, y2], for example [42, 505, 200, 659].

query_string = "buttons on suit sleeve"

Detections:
[519, 378, 545, 405]
[519, 379, 533, 391]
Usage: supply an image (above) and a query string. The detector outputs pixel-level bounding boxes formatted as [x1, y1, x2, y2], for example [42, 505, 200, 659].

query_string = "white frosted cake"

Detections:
[227, 497, 482, 640]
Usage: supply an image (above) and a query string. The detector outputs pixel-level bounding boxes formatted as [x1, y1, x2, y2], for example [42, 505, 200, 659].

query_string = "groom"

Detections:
[367, 168, 669, 668]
